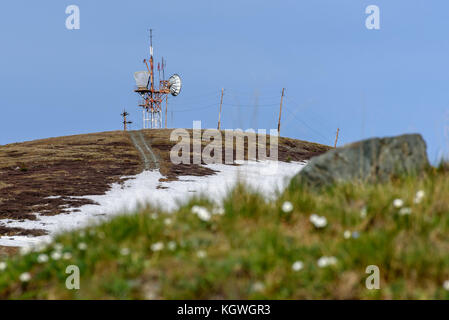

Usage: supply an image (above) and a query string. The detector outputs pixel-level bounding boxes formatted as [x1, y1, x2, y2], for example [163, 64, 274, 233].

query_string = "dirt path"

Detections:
[128, 130, 160, 170]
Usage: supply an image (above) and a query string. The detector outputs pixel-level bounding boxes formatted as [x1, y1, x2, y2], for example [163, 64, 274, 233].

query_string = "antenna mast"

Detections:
[162, 57, 165, 80]
[133, 29, 182, 129]
[149, 29, 154, 93]
[121, 109, 132, 131]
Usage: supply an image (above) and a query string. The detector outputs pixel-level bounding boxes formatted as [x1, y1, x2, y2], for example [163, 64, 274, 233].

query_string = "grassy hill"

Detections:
[0, 162, 448, 299]
[0, 129, 329, 240]
[6, 131, 449, 299]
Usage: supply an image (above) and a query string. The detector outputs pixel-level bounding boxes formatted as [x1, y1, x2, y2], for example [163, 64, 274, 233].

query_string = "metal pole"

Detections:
[149, 29, 155, 122]
[165, 95, 168, 128]
[334, 128, 340, 148]
[217, 88, 224, 130]
[277, 88, 285, 134]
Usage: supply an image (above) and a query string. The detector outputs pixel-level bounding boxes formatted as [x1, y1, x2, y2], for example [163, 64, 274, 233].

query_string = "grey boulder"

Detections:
[292, 134, 429, 188]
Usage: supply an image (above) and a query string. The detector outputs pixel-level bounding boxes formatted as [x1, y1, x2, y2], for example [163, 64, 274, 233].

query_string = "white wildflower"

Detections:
[192, 206, 211, 222]
[398, 207, 412, 216]
[51, 251, 62, 260]
[151, 242, 164, 252]
[150, 213, 158, 220]
[317, 256, 338, 268]
[251, 281, 265, 292]
[393, 199, 404, 208]
[164, 218, 173, 226]
[37, 254, 49, 263]
[282, 201, 294, 213]
[19, 272, 31, 282]
[291, 261, 304, 271]
[0, 262, 6, 271]
[360, 207, 367, 218]
[309, 214, 327, 229]
[63, 252, 72, 260]
[344, 230, 351, 239]
[19, 246, 31, 256]
[414, 190, 425, 204]
[78, 242, 87, 251]
[167, 241, 177, 251]
[53, 243, 63, 251]
[120, 248, 130, 256]
[197, 250, 207, 258]
[443, 280, 449, 291]
[33, 242, 48, 252]
[212, 207, 225, 215]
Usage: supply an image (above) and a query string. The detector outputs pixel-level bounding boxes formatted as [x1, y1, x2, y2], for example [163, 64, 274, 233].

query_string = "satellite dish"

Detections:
[134, 71, 150, 89]
[168, 74, 182, 96]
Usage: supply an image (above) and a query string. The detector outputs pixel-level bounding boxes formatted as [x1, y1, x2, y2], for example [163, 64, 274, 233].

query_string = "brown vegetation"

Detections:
[0, 129, 330, 238]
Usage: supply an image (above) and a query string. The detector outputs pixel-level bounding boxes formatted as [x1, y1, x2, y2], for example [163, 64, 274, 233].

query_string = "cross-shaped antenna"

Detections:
[121, 109, 132, 131]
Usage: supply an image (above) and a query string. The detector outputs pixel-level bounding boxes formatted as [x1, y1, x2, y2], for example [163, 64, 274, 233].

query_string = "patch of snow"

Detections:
[0, 160, 306, 247]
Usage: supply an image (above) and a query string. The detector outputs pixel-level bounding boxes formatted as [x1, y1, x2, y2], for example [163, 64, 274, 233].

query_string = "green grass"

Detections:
[1, 164, 449, 299]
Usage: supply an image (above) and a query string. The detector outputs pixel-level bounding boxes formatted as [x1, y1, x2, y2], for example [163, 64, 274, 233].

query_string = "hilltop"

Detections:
[0, 129, 330, 243]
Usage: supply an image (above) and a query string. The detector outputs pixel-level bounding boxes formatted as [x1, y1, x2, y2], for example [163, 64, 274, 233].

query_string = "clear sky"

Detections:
[1, 1, 448, 162]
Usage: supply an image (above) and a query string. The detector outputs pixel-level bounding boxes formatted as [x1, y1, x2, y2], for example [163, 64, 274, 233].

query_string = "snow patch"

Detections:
[0, 160, 306, 247]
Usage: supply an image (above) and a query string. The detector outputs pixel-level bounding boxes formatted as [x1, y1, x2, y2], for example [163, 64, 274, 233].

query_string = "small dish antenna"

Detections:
[168, 74, 182, 96]
[134, 71, 150, 90]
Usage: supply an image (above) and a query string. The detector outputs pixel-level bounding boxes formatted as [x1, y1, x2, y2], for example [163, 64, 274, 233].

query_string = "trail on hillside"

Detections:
[128, 131, 160, 170]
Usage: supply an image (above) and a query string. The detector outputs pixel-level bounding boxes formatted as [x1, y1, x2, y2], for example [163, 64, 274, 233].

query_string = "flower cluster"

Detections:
[192, 205, 212, 221]
[310, 214, 327, 228]
[151, 242, 164, 252]
[291, 261, 304, 271]
[343, 230, 360, 239]
[282, 201, 293, 213]
[414, 190, 425, 204]
[317, 256, 338, 268]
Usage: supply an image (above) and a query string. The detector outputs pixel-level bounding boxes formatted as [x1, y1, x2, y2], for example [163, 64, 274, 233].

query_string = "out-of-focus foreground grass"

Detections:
[1, 163, 449, 299]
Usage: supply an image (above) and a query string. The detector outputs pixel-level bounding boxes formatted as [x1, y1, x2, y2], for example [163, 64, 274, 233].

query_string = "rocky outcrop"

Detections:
[292, 134, 429, 188]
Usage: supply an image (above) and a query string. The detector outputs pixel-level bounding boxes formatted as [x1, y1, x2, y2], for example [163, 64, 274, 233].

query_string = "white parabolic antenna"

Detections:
[168, 74, 182, 96]
[134, 71, 150, 89]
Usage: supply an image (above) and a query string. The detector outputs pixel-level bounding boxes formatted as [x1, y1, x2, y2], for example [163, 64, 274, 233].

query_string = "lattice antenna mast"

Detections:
[133, 29, 182, 129]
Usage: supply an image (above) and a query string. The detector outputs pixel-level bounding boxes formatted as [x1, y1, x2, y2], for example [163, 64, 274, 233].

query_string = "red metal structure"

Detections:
[134, 29, 181, 129]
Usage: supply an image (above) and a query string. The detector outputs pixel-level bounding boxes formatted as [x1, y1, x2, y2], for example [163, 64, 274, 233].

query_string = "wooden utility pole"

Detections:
[277, 88, 285, 134]
[334, 128, 340, 148]
[165, 95, 168, 128]
[217, 88, 224, 130]
[121, 110, 132, 131]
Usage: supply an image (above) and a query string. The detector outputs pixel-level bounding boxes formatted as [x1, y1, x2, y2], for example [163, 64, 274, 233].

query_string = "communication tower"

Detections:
[133, 29, 182, 129]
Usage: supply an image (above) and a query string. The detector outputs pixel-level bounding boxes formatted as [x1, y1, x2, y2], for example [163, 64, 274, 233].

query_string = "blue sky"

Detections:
[1, 1, 448, 162]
